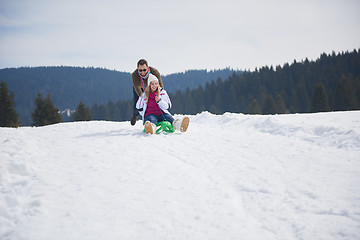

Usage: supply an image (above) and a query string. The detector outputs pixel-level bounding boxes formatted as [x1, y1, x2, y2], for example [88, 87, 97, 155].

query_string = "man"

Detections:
[131, 59, 164, 125]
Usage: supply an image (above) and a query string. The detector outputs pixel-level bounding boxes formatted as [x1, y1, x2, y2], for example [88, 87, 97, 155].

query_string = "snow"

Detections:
[1, 111, 360, 240]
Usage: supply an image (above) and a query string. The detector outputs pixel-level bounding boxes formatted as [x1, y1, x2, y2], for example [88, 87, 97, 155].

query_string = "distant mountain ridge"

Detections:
[164, 68, 237, 93]
[0, 66, 239, 125]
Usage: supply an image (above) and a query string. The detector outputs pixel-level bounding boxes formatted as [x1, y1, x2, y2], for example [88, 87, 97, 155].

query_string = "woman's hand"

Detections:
[155, 93, 160, 102]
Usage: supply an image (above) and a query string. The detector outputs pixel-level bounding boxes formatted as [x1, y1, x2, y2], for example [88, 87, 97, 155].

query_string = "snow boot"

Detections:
[173, 117, 190, 132]
[131, 114, 137, 126]
[144, 121, 156, 134]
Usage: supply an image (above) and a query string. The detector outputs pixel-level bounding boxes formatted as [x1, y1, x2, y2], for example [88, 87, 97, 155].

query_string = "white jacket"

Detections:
[136, 89, 172, 118]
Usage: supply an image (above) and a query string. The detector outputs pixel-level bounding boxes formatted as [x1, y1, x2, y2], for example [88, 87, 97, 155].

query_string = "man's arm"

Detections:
[132, 70, 143, 97]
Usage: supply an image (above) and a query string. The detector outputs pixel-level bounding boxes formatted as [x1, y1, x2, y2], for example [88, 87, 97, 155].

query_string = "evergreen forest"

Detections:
[92, 50, 360, 121]
[1, 49, 359, 126]
[0, 67, 237, 125]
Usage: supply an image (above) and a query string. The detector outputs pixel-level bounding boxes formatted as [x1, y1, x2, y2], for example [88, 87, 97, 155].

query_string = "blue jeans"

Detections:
[143, 113, 174, 125]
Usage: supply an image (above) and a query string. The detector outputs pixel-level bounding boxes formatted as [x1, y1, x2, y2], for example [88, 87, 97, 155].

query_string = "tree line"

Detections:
[87, 49, 360, 121]
[0, 66, 238, 125]
[170, 49, 360, 115]
[1, 49, 359, 127]
[0, 84, 92, 127]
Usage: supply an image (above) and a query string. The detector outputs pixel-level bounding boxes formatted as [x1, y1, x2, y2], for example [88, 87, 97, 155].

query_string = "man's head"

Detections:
[137, 59, 149, 77]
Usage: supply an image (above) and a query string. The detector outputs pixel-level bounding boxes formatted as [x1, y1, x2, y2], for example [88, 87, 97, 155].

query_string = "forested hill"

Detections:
[170, 49, 360, 115]
[0, 67, 238, 125]
[1, 50, 359, 126]
[164, 68, 237, 92]
[63, 50, 360, 123]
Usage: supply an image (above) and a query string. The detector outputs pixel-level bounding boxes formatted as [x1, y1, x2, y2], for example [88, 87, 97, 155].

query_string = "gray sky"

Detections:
[0, 0, 359, 75]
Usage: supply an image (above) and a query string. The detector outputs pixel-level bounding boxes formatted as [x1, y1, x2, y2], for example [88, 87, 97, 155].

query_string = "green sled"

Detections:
[143, 121, 175, 134]
[156, 121, 175, 134]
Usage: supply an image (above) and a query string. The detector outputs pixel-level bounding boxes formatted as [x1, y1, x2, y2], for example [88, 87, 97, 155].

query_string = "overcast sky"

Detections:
[0, 0, 359, 75]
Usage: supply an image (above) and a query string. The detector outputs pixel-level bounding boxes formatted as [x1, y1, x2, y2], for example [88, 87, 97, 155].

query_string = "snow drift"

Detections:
[1, 111, 360, 240]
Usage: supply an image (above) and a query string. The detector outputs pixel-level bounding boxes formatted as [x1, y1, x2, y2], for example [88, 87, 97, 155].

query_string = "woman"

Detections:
[136, 74, 189, 134]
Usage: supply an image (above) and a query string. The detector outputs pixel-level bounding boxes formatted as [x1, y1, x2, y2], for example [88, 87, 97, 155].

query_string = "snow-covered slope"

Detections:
[1, 111, 360, 240]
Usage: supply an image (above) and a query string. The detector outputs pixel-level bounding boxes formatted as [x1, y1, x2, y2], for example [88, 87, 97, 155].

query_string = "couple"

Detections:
[131, 59, 189, 134]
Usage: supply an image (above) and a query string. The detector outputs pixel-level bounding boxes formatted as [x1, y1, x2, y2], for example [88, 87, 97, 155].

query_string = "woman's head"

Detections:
[147, 74, 159, 92]
[145, 74, 160, 102]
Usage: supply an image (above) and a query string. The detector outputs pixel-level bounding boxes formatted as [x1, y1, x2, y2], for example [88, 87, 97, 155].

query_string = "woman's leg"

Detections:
[143, 114, 158, 125]
[161, 113, 174, 124]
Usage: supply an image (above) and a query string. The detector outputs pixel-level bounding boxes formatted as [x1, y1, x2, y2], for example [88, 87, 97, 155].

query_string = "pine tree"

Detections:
[209, 104, 220, 114]
[44, 94, 62, 124]
[289, 89, 299, 113]
[90, 104, 100, 120]
[354, 75, 360, 106]
[192, 85, 206, 113]
[74, 101, 92, 121]
[227, 87, 238, 112]
[275, 94, 287, 114]
[296, 82, 310, 112]
[99, 104, 110, 120]
[213, 92, 223, 114]
[249, 99, 261, 114]
[119, 100, 132, 121]
[185, 87, 196, 114]
[32, 93, 62, 126]
[333, 77, 358, 111]
[262, 95, 277, 115]
[107, 101, 118, 120]
[309, 83, 330, 113]
[0, 82, 20, 127]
